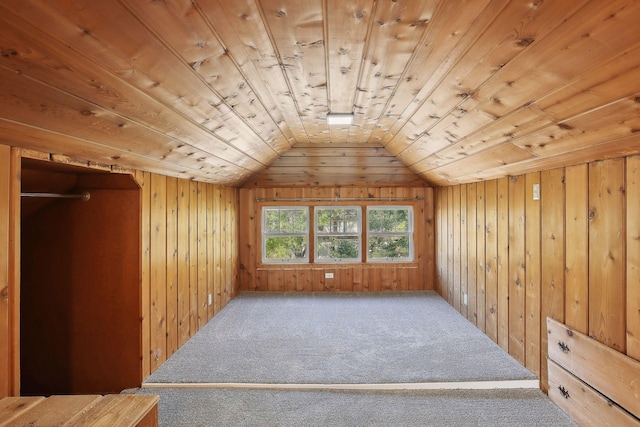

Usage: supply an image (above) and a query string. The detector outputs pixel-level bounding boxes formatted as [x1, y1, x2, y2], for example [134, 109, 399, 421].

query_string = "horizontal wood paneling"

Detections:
[239, 186, 434, 292]
[435, 154, 640, 392]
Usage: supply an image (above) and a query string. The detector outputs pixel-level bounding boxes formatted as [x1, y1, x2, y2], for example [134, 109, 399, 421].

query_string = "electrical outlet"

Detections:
[325, 272, 334, 279]
[208, 293, 212, 306]
[463, 293, 468, 305]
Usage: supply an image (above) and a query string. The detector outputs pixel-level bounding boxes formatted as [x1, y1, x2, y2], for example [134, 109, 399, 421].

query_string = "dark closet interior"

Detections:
[20, 159, 141, 395]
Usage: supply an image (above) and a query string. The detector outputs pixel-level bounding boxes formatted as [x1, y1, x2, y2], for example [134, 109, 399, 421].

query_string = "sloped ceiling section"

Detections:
[1, 1, 640, 187]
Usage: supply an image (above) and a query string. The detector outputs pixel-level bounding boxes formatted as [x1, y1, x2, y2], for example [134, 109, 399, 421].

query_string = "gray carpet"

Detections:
[145, 291, 535, 384]
[134, 387, 577, 427]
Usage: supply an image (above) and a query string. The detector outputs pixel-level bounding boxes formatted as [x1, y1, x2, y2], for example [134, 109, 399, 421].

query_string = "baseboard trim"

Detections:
[141, 379, 539, 391]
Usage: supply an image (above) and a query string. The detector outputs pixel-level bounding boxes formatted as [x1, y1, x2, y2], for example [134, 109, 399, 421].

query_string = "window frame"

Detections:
[366, 205, 414, 263]
[314, 206, 362, 263]
[261, 206, 309, 264]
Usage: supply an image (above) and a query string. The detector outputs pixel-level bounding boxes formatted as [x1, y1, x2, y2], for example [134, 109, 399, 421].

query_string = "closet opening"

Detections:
[20, 158, 141, 395]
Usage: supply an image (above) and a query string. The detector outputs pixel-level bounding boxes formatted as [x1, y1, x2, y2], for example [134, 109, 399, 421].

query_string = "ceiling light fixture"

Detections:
[326, 113, 354, 125]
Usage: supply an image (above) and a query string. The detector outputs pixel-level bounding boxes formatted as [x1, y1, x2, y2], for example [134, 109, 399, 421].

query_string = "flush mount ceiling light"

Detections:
[326, 113, 354, 125]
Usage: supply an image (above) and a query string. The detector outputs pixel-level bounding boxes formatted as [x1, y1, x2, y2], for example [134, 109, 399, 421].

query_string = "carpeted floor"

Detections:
[134, 387, 577, 427]
[137, 291, 576, 426]
[144, 291, 535, 385]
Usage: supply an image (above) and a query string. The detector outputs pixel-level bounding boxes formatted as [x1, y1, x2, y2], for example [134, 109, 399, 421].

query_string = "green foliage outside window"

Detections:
[316, 207, 361, 261]
[367, 207, 412, 261]
[263, 207, 308, 262]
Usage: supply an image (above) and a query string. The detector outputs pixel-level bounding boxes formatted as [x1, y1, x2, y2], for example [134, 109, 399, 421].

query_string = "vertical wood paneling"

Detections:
[150, 174, 167, 371]
[8, 148, 20, 396]
[0, 145, 10, 398]
[540, 168, 565, 391]
[421, 188, 433, 291]
[460, 185, 468, 318]
[497, 177, 509, 351]
[628, 155, 640, 360]
[508, 175, 525, 364]
[137, 171, 151, 380]
[207, 184, 215, 321]
[565, 164, 589, 334]
[525, 172, 541, 377]
[447, 187, 455, 304]
[177, 179, 190, 347]
[440, 188, 448, 297]
[589, 159, 626, 352]
[197, 183, 208, 329]
[476, 182, 486, 333]
[484, 180, 498, 343]
[467, 183, 478, 325]
[165, 177, 178, 358]
[453, 186, 461, 311]
[188, 181, 199, 334]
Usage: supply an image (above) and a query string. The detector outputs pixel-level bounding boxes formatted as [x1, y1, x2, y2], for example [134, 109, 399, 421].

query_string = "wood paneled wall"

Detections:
[238, 187, 434, 292]
[435, 155, 640, 391]
[135, 171, 239, 379]
[0, 145, 239, 398]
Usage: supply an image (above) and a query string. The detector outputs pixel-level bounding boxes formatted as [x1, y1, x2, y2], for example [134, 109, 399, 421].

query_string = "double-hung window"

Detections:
[262, 206, 309, 263]
[315, 207, 361, 262]
[367, 206, 413, 262]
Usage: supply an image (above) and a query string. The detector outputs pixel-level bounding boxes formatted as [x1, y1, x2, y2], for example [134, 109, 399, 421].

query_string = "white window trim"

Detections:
[314, 206, 362, 263]
[366, 206, 414, 263]
[261, 206, 309, 264]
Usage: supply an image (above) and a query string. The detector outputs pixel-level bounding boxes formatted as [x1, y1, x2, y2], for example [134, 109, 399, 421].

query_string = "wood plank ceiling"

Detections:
[1, 0, 639, 187]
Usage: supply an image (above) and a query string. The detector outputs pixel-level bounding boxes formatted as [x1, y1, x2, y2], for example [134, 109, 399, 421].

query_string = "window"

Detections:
[315, 207, 361, 262]
[262, 207, 309, 263]
[367, 206, 413, 262]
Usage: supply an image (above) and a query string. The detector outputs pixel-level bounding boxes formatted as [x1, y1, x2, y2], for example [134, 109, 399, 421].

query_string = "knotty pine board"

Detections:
[564, 164, 589, 335]
[466, 183, 478, 326]
[628, 155, 640, 360]
[497, 177, 510, 352]
[524, 172, 542, 378]
[508, 175, 526, 365]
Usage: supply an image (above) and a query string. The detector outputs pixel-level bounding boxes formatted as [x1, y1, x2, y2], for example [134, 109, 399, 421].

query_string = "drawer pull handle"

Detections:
[558, 386, 570, 399]
[558, 341, 570, 353]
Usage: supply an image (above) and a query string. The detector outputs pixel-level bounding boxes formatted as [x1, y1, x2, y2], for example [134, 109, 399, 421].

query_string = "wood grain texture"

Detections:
[484, 180, 498, 343]
[564, 164, 589, 335]
[548, 317, 640, 421]
[0, 2, 639, 185]
[497, 177, 509, 352]
[548, 359, 640, 427]
[508, 175, 525, 364]
[525, 172, 541, 377]
[628, 155, 640, 360]
[0, 146, 10, 398]
[589, 159, 626, 352]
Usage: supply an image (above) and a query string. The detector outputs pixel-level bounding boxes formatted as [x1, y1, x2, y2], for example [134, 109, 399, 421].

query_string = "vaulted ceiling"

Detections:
[1, 0, 639, 187]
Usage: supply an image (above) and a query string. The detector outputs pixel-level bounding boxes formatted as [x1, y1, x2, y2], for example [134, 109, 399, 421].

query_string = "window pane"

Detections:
[316, 208, 360, 234]
[265, 208, 307, 233]
[317, 236, 359, 260]
[264, 209, 281, 233]
[265, 236, 308, 260]
[317, 209, 331, 232]
[368, 236, 409, 259]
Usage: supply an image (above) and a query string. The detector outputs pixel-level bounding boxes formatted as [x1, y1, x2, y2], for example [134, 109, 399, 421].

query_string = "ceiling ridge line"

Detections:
[116, 0, 274, 167]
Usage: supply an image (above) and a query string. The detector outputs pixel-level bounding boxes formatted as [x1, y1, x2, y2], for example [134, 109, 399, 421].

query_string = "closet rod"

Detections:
[21, 191, 90, 201]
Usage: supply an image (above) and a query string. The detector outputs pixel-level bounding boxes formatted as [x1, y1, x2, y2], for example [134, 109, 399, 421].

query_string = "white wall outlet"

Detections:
[325, 272, 334, 279]
[532, 183, 541, 200]
[208, 293, 212, 306]
[463, 293, 468, 305]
